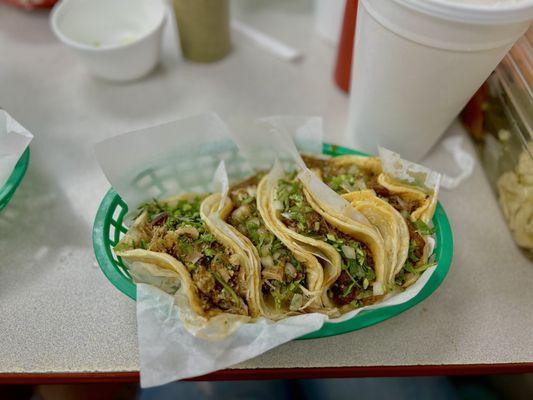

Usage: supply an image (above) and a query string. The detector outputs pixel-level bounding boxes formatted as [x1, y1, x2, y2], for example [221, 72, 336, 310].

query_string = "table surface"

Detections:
[1, 0, 532, 382]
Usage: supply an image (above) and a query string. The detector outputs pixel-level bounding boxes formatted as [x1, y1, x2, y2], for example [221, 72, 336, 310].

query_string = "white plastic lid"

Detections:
[396, 0, 533, 24]
[363, 0, 531, 51]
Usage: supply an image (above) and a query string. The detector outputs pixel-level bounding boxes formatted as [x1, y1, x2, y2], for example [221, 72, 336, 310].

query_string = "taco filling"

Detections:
[303, 155, 425, 215]
[394, 219, 435, 287]
[276, 172, 377, 308]
[303, 156, 370, 194]
[115, 197, 249, 315]
[228, 174, 306, 311]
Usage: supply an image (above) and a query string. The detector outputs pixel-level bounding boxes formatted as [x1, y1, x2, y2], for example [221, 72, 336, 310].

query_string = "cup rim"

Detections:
[393, 0, 533, 24]
[50, 0, 166, 52]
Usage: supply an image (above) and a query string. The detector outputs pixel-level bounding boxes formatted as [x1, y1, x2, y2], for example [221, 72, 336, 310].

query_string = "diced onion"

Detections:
[289, 294, 303, 311]
[341, 245, 356, 259]
[281, 212, 291, 219]
[373, 282, 384, 296]
[232, 205, 251, 221]
[260, 255, 274, 268]
[284, 263, 297, 278]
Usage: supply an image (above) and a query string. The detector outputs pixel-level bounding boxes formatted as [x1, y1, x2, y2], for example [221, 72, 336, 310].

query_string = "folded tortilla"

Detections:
[114, 153, 439, 324]
[114, 193, 260, 337]
[313, 154, 438, 224]
[342, 190, 409, 282]
[257, 163, 389, 315]
[303, 154, 437, 288]
[204, 174, 327, 319]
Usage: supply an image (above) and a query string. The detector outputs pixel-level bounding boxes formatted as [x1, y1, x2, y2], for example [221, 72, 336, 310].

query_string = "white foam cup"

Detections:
[347, 0, 532, 160]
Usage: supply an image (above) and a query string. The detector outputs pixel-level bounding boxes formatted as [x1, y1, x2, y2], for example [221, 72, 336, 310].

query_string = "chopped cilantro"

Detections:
[407, 262, 436, 274]
[241, 196, 254, 204]
[203, 248, 215, 257]
[270, 278, 303, 309]
[408, 240, 420, 263]
[199, 233, 215, 244]
[212, 272, 240, 306]
[413, 219, 435, 235]
[349, 299, 362, 308]
[277, 172, 375, 298]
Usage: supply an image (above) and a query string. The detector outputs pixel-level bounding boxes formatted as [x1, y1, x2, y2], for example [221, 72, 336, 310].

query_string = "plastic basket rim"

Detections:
[92, 143, 453, 340]
[0, 148, 30, 210]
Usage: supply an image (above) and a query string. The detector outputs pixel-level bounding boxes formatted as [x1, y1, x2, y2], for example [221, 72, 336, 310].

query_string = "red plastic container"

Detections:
[2, 0, 57, 9]
[334, 0, 358, 93]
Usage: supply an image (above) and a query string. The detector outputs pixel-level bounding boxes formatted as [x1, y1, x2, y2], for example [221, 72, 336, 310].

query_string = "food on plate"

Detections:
[258, 165, 389, 315]
[114, 152, 440, 320]
[114, 193, 260, 323]
[217, 174, 326, 318]
[302, 154, 438, 223]
[302, 154, 437, 288]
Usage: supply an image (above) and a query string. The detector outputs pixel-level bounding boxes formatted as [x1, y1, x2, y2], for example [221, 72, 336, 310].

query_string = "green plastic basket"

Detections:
[93, 143, 453, 339]
[0, 148, 30, 212]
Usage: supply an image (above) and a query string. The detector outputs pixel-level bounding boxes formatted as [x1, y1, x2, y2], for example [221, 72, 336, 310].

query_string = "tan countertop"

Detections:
[0, 0, 532, 376]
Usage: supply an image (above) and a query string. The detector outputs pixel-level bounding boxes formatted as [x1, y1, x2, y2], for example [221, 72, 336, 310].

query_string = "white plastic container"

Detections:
[347, 0, 533, 160]
[51, 0, 166, 82]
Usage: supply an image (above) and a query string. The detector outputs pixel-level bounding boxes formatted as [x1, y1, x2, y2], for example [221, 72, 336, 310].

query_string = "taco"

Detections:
[302, 154, 437, 288]
[341, 190, 409, 283]
[204, 173, 327, 319]
[304, 154, 438, 224]
[114, 193, 261, 323]
[257, 164, 388, 314]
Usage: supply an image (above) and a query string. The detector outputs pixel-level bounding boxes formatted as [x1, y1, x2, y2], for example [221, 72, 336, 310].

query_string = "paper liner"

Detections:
[0, 110, 33, 188]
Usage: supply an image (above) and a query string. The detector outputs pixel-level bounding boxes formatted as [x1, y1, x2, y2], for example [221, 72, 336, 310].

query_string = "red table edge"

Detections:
[2, 363, 533, 384]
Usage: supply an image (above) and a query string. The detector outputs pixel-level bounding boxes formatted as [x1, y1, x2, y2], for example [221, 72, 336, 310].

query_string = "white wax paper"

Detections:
[137, 283, 328, 387]
[94, 113, 251, 214]
[439, 135, 476, 190]
[0, 110, 33, 188]
[95, 113, 440, 387]
[379, 147, 441, 192]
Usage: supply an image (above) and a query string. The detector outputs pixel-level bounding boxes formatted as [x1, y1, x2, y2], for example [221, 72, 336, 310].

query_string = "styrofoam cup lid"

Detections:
[395, 0, 533, 23]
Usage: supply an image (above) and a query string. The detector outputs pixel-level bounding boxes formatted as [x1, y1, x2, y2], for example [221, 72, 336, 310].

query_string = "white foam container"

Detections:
[347, 0, 533, 160]
[51, 0, 166, 82]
